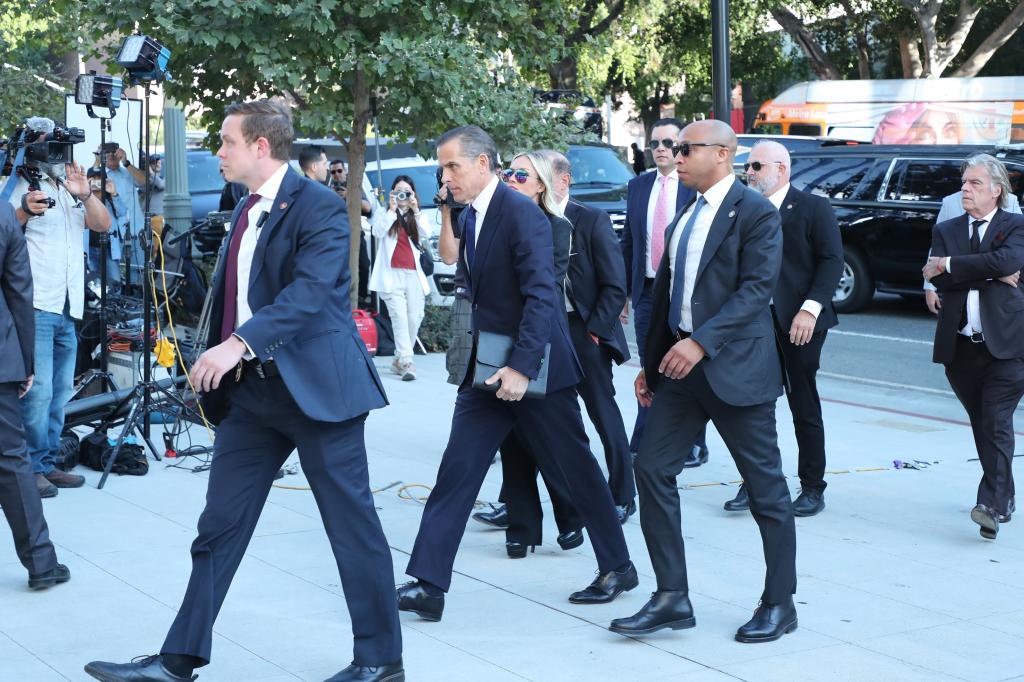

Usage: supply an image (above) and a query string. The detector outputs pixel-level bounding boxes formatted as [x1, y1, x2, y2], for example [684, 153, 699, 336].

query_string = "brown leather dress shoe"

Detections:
[46, 469, 85, 488]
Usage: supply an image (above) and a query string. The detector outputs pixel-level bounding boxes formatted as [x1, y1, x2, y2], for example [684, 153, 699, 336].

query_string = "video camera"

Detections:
[5, 121, 85, 167]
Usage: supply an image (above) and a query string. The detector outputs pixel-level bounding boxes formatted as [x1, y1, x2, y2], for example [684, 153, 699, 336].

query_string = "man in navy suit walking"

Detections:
[621, 118, 708, 469]
[85, 100, 403, 682]
[397, 126, 635, 621]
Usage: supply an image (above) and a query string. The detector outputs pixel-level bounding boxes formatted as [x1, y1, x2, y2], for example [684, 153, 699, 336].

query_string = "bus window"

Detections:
[753, 123, 783, 135]
[788, 123, 823, 136]
[883, 160, 962, 202]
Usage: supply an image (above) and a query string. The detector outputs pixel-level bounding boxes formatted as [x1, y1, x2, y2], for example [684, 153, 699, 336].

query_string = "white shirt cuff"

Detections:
[232, 333, 255, 361]
[944, 256, 951, 273]
[799, 299, 823, 318]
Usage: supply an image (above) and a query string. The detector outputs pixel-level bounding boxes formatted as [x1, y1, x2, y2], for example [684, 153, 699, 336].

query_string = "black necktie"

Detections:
[970, 219, 985, 253]
[463, 206, 478, 269]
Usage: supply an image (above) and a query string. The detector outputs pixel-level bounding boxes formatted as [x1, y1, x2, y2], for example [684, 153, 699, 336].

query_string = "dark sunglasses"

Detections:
[330, 168, 345, 174]
[650, 138, 675, 149]
[501, 168, 531, 184]
[743, 161, 783, 172]
[672, 142, 728, 157]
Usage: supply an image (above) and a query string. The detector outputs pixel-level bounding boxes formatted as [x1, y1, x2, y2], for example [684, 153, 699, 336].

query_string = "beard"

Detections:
[748, 169, 779, 196]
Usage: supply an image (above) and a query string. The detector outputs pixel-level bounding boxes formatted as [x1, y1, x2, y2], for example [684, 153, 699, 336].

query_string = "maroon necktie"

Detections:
[220, 193, 261, 343]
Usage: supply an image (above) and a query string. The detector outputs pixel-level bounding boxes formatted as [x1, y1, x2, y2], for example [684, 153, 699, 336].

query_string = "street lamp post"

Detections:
[711, 0, 731, 125]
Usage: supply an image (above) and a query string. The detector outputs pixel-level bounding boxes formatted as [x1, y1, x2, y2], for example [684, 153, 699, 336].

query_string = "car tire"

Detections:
[833, 247, 873, 314]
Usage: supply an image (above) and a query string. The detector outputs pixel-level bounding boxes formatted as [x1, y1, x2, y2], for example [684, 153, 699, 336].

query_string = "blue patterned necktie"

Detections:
[667, 196, 707, 333]
[463, 206, 478, 269]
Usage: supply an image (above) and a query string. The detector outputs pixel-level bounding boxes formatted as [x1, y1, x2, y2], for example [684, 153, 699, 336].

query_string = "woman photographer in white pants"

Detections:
[369, 175, 432, 381]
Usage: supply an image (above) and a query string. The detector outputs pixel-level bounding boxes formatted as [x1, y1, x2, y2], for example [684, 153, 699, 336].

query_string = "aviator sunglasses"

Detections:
[501, 168, 531, 184]
[743, 160, 783, 172]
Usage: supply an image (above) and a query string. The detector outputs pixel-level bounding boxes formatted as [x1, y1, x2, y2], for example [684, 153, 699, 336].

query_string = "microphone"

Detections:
[256, 210, 270, 229]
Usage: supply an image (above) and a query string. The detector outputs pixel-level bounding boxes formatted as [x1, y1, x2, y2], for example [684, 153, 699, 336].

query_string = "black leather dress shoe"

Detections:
[793, 489, 825, 517]
[557, 529, 584, 550]
[735, 598, 798, 643]
[724, 484, 749, 512]
[396, 581, 444, 621]
[682, 444, 708, 469]
[972, 504, 999, 539]
[84, 655, 197, 681]
[608, 591, 696, 635]
[569, 562, 638, 604]
[506, 541, 535, 558]
[998, 498, 1015, 524]
[616, 500, 637, 525]
[471, 503, 509, 529]
[324, 660, 405, 682]
[28, 563, 70, 590]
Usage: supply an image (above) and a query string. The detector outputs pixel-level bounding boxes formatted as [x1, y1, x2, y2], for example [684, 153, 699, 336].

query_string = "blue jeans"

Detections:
[22, 307, 78, 475]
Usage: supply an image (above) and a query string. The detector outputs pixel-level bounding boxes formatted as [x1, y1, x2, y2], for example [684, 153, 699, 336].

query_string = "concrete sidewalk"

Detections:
[2, 353, 1023, 682]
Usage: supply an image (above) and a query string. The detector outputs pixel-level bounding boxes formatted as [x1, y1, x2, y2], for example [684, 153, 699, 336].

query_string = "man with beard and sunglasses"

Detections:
[611, 120, 797, 643]
[724, 140, 843, 518]
[621, 118, 710, 475]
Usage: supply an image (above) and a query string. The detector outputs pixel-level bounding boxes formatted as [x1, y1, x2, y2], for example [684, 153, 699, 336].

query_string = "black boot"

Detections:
[609, 591, 696, 635]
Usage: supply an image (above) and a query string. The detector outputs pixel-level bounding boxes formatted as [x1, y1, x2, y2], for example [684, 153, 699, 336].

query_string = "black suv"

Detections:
[788, 144, 1024, 313]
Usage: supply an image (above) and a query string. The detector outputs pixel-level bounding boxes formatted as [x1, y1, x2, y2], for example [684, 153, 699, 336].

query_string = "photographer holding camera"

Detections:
[140, 152, 165, 216]
[7, 117, 111, 498]
[101, 143, 145, 284]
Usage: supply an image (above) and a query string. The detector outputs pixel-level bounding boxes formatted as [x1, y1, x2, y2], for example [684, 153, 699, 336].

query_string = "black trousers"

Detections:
[162, 374, 401, 667]
[407, 386, 629, 591]
[779, 329, 828, 493]
[631, 280, 707, 454]
[945, 336, 1024, 515]
[635, 364, 796, 603]
[0, 382, 58, 576]
[499, 430, 581, 545]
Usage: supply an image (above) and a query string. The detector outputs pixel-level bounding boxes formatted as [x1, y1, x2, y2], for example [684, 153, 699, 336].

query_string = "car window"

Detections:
[1005, 162, 1024, 205]
[187, 152, 224, 193]
[566, 146, 633, 186]
[367, 166, 439, 208]
[790, 156, 872, 199]
[883, 159, 961, 202]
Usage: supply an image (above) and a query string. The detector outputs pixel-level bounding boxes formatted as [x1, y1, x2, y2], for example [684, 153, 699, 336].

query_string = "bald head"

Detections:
[745, 140, 791, 197]
[675, 119, 738, 192]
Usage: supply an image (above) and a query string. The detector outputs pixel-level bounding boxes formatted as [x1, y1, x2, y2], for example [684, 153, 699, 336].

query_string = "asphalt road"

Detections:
[624, 292, 952, 396]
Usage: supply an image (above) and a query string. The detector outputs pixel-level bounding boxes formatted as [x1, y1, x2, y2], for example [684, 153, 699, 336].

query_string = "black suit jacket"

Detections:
[771, 187, 843, 332]
[929, 209, 1024, 364]
[0, 202, 33, 383]
[645, 179, 784, 407]
[457, 180, 582, 392]
[565, 200, 630, 364]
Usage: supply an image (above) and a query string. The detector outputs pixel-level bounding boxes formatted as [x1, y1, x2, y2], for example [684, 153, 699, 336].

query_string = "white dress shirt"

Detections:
[646, 169, 678, 278]
[236, 162, 288, 330]
[669, 173, 735, 332]
[557, 195, 575, 312]
[469, 174, 501, 250]
[945, 207, 998, 336]
[767, 183, 823, 320]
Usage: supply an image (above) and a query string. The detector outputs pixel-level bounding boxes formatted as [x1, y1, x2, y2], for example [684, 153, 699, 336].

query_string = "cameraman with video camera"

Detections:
[6, 117, 111, 498]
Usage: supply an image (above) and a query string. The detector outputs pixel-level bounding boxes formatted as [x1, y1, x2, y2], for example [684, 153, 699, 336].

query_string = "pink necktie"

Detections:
[650, 175, 670, 269]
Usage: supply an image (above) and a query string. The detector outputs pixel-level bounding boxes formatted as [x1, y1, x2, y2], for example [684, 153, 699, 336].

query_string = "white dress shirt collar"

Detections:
[697, 173, 735, 210]
[973, 207, 998, 226]
[557, 195, 570, 216]
[767, 183, 791, 211]
[468, 174, 500, 246]
[254, 162, 289, 202]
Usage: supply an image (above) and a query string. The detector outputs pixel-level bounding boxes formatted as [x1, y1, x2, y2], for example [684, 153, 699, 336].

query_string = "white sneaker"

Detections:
[390, 358, 403, 375]
[400, 361, 416, 381]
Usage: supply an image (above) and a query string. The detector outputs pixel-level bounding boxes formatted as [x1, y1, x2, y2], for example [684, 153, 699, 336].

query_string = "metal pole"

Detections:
[711, 0, 731, 124]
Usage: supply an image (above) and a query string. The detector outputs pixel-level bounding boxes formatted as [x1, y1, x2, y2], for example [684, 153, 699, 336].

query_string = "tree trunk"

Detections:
[950, 0, 1024, 77]
[348, 68, 372, 311]
[904, 0, 982, 77]
[770, 7, 842, 80]
[548, 55, 578, 90]
[899, 33, 923, 77]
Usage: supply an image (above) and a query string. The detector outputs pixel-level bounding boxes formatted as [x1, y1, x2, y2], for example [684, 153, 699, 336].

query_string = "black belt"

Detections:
[239, 358, 280, 380]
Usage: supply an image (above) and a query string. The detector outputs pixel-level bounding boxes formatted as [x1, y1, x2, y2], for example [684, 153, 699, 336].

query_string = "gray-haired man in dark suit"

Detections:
[0, 202, 68, 590]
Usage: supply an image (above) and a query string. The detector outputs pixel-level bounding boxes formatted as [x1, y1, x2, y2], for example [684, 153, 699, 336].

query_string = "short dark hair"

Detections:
[436, 125, 499, 172]
[329, 159, 345, 167]
[651, 118, 684, 132]
[299, 145, 326, 172]
[223, 99, 293, 161]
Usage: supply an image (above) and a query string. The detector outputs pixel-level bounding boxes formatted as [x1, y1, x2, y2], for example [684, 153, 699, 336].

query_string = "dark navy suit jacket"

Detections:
[621, 170, 695, 308]
[0, 203, 33, 382]
[203, 166, 387, 424]
[457, 180, 582, 393]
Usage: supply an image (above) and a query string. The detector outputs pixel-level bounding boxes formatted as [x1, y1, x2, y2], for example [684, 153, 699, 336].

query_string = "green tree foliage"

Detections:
[72, 0, 587, 304]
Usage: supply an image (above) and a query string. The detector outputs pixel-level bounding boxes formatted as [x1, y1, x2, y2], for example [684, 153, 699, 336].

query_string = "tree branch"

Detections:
[950, 0, 1024, 77]
[770, 6, 842, 80]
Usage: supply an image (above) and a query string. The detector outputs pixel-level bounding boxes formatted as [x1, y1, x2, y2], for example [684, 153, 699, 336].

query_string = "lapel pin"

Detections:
[728, 210, 736, 218]
[786, 204, 793, 210]
[279, 202, 288, 210]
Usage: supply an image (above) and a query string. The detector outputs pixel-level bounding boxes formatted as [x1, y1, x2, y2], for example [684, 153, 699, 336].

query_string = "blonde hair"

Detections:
[512, 150, 563, 217]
